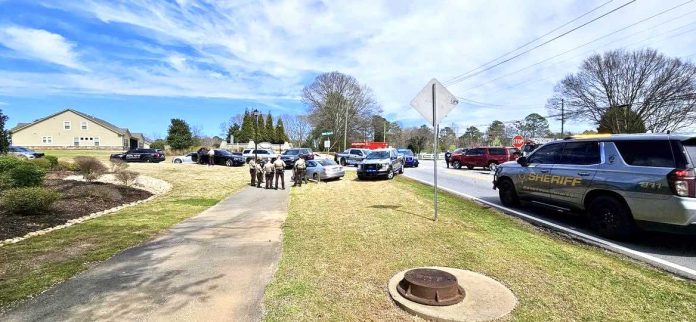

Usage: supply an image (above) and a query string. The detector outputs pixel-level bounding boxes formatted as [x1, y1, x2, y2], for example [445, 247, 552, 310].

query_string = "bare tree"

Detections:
[282, 114, 312, 147]
[547, 48, 696, 133]
[302, 71, 381, 151]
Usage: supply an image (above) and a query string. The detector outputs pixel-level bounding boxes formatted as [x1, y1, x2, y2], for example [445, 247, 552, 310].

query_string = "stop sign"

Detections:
[512, 135, 524, 149]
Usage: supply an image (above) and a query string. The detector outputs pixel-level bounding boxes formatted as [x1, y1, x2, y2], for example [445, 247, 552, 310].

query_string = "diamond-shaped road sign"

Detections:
[409, 78, 459, 126]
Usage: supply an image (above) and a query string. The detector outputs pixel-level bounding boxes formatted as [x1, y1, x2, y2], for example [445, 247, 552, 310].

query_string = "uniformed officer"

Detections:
[256, 160, 264, 188]
[293, 156, 307, 187]
[445, 150, 452, 168]
[248, 158, 257, 186]
[264, 160, 275, 189]
[273, 158, 287, 190]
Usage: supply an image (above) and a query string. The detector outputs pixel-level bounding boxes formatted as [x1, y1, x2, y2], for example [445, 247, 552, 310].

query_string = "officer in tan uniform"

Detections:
[263, 160, 275, 189]
[248, 158, 257, 186]
[255, 160, 264, 188]
[293, 156, 307, 187]
[273, 158, 287, 190]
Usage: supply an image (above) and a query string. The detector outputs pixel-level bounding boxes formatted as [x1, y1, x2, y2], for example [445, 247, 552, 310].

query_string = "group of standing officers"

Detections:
[248, 155, 308, 189]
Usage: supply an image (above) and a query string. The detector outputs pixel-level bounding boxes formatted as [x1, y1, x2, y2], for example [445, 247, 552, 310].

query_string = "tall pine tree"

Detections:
[274, 117, 288, 144]
[0, 109, 10, 154]
[166, 118, 194, 151]
[239, 110, 254, 143]
[263, 113, 274, 142]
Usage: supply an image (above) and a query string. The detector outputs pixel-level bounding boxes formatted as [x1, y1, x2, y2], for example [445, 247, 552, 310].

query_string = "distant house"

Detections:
[10, 109, 149, 150]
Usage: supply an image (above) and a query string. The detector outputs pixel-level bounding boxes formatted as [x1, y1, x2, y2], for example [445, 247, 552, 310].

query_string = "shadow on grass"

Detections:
[368, 204, 433, 221]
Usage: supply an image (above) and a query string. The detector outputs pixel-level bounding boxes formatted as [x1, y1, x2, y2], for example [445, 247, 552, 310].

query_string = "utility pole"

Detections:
[561, 98, 565, 136]
[383, 119, 387, 143]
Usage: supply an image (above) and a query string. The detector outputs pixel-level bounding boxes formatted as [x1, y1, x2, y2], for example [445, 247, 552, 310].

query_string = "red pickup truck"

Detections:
[449, 147, 520, 171]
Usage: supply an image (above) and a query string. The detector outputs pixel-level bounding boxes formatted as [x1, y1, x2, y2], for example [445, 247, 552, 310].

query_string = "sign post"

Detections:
[410, 79, 459, 222]
[512, 135, 524, 149]
[321, 131, 334, 152]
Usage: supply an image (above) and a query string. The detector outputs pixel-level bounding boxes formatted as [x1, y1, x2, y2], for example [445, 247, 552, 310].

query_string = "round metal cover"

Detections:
[396, 268, 465, 306]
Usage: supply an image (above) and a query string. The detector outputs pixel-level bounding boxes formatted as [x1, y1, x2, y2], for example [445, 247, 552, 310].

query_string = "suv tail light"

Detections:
[668, 169, 696, 197]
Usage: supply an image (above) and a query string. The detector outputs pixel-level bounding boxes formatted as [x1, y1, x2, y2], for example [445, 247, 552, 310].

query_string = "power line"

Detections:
[442, 0, 615, 84]
[443, 0, 637, 87]
[457, 1, 696, 94]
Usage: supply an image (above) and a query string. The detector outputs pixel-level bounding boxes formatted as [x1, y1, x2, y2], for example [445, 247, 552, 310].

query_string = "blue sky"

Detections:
[1, 0, 695, 137]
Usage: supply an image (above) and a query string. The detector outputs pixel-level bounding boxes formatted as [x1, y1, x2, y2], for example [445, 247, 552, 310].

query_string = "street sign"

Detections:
[409, 78, 460, 223]
[322, 131, 334, 136]
[410, 78, 459, 126]
[512, 135, 524, 149]
[324, 140, 330, 148]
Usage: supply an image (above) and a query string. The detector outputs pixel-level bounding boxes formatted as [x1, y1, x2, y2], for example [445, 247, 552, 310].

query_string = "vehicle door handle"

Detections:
[578, 172, 591, 176]
[540, 170, 549, 173]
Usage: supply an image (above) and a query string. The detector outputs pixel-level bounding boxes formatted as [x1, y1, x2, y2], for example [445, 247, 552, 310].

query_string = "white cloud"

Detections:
[0, 26, 85, 70]
[2, 0, 696, 133]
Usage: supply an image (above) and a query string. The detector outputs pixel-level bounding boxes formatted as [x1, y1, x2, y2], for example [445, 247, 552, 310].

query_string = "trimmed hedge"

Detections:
[1, 187, 60, 215]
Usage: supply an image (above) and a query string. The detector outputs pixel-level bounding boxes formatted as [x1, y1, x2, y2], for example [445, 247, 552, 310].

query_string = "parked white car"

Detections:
[171, 152, 197, 164]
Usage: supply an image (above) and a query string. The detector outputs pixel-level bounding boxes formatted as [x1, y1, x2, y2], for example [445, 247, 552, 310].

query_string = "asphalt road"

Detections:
[403, 160, 696, 280]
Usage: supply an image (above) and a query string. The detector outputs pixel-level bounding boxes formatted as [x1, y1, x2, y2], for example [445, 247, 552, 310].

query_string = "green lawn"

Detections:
[0, 163, 248, 311]
[263, 172, 696, 321]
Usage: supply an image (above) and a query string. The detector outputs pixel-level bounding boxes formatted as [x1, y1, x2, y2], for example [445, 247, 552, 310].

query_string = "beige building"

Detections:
[10, 109, 149, 150]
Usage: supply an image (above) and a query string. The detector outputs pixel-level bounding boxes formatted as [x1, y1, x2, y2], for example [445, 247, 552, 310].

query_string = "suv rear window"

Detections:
[489, 148, 506, 155]
[614, 140, 675, 167]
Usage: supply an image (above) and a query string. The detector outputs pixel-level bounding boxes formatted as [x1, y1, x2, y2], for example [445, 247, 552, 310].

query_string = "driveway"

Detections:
[1, 185, 290, 322]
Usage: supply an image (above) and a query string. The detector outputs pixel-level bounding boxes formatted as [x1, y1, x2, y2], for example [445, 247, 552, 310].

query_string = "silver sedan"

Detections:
[305, 158, 345, 181]
[171, 152, 196, 164]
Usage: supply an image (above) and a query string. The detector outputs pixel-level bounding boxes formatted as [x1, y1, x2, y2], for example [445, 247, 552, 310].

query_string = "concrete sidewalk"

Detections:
[2, 185, 290, 322]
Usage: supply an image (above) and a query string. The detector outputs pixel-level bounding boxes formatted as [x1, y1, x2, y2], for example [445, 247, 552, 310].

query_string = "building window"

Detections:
[81, 121, 88, 130]
[64, 121, 71, 130]
[42, 136, 53, 144]
[74, 137, 79, 146]
[94, 137, 100, 147]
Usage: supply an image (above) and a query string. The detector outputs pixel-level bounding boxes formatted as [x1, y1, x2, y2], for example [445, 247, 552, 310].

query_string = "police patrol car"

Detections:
[492, 134, 696, 239]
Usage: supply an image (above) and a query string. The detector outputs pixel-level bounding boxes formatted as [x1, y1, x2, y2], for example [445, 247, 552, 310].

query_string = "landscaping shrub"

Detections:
[57, 160, 80, 172]
[74, 156, 107, 182]
[0, 155, 23, 172]
[66, 185, 123, 202]
[6, 163, 45, 188]
[30, 158, 52, 170]
[115, 170, 139, 187]
[44, 155, 59, 169]
[0, 187, 60, 215]
[109, 158, 129, 173]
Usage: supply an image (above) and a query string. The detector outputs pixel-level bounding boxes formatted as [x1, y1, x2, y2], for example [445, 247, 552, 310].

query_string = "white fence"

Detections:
[417, 153, 446, 160]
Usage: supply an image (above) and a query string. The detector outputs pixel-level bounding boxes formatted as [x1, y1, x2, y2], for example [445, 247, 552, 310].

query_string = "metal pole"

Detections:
[432, 83, 438, 222]
[561, 99, 565, 136]
[254, 111, 258, 161]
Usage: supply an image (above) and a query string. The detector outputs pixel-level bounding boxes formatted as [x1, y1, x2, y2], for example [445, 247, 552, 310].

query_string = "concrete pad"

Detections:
[388, 266, 517, 322]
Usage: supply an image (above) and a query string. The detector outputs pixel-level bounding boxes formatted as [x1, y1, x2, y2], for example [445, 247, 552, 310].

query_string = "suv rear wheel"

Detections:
[588, 196, 635, 239]
[452, 160, 461, 169]
[497, 179, 520, 207]
[340, 157, 346, 166]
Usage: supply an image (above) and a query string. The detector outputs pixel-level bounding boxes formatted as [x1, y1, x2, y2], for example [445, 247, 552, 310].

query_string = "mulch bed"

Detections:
[0, 179, 153, 241]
